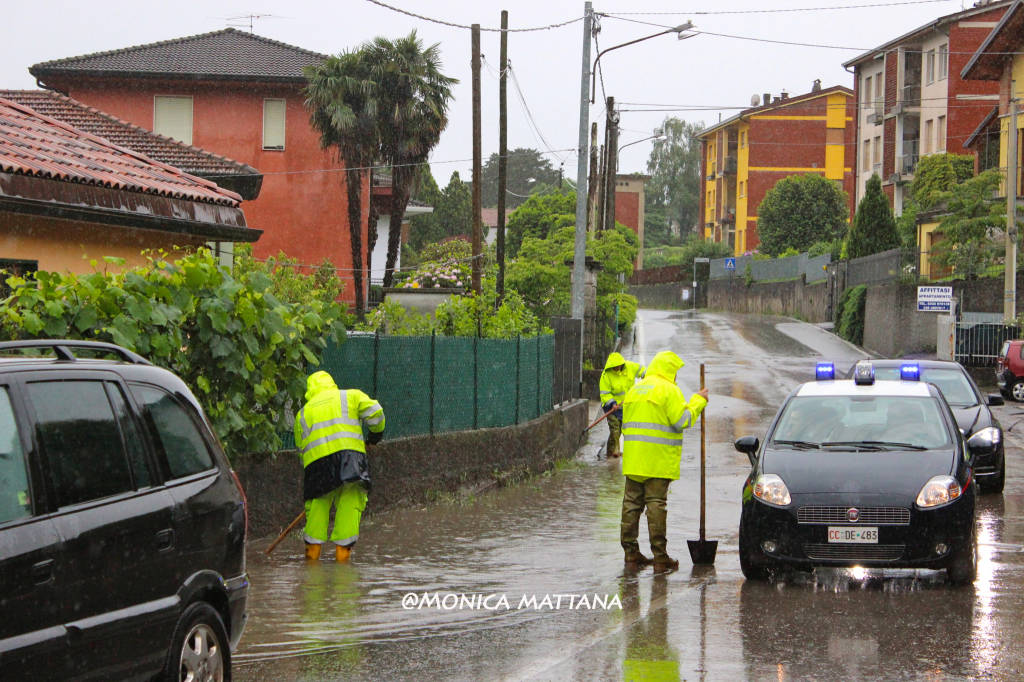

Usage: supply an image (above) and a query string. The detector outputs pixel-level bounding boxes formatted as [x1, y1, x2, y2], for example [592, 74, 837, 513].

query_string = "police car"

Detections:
[736, 360, 977, 584]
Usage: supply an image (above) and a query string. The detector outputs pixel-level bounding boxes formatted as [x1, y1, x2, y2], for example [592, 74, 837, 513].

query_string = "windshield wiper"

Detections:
[860, 440, 928, 451]
[821, 441, 887, 451]
[772, 439, 820, 450]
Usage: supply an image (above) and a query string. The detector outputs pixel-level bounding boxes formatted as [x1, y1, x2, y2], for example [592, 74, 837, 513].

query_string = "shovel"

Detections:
[687, 363, 718, 565]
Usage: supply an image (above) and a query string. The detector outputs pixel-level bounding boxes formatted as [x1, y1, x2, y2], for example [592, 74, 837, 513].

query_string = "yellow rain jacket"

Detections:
[621, 351, 706, 481]
[599, 352, 644, 407]
[295, 371, 385, 499]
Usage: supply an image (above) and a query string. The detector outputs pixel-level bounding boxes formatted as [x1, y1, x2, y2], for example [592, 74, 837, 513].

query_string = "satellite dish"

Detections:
[750, 94, 761, 106]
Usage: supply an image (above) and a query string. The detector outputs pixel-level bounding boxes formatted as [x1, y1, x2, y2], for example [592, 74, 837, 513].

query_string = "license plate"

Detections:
[827, 526, 878, 543]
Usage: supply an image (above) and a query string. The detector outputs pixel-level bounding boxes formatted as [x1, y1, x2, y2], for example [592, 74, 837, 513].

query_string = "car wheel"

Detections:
[739, 527, 772, 581]
[163, 602, 231, 682]
[1011, 378, 1024, 402]
[947, 530, 977, 586]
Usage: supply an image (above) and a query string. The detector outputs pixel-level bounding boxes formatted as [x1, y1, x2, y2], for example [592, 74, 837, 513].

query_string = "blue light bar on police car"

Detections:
[853, 360, 875, 385]
[900, 363, 921, 381]
[816, 362, 835, 381]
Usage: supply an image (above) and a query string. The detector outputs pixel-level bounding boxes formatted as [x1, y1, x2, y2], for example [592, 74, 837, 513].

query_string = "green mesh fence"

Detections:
[287, 332, 555, 446]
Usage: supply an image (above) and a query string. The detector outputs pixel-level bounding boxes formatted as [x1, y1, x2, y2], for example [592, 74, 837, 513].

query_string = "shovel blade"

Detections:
[687, 539, 718, 565]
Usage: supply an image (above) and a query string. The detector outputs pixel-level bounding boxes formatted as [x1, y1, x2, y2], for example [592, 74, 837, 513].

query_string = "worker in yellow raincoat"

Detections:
[599, 352, 644, 458]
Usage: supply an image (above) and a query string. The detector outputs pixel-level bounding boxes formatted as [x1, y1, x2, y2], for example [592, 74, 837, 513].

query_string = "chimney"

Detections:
[781, 90, 789, 100]
[762, 93, 770, 106]
[812, 79, 822, 92]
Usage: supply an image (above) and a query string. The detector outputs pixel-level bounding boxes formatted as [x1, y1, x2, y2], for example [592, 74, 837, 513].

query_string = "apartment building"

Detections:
[698, 84, 855, 255]
[843, 0, 1011, 215]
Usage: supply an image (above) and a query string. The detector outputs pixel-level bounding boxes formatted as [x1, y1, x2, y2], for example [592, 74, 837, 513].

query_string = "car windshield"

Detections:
[873, 367, 978, 407]
[771, 395, 952, 450]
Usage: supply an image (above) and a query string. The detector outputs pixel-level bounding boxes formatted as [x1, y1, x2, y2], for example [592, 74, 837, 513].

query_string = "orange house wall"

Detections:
[614, 192, 640, 233]
[50, 78, 368, 305]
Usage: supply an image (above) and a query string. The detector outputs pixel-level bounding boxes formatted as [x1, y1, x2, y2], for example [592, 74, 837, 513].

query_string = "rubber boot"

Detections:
[624, 552, 653, 569]
[335, 545, 352, 562]
[304, 543, 322, 561]
[653, 556, 679, 573]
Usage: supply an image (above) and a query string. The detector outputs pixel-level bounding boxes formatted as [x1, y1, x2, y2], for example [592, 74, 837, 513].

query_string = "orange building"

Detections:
[30, 28, 368, 306]
[613, 174, 648, 268]
[698, 84, 855, 255]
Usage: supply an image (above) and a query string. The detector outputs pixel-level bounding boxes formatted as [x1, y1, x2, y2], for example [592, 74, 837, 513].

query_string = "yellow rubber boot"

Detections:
[304, 543, 322, 560]
[335, 545, 352, 562]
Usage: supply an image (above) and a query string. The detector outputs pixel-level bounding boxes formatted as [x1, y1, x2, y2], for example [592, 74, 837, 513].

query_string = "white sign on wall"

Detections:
[917, 286, 953, 312]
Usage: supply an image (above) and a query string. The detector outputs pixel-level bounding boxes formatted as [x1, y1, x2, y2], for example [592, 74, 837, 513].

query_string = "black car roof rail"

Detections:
[0, 340, 153, 365]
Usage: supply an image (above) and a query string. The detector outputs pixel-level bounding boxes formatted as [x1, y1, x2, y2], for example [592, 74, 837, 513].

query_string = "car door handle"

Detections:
[156, 528, 175, 552]
[32, 559, 54, 585]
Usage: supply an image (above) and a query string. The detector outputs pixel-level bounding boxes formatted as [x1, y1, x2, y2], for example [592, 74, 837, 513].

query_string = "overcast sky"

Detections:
[3, 0, 975, 184]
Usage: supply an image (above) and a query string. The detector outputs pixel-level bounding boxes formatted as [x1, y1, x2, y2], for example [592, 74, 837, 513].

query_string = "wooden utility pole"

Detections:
[1006, 88, 1019, 321]
[471, 23, 483, 295]
[602, 96, 617, 232]
[605, 104, 619, 233]
[496, 11, 508, 303]
[586, 122, 599, 231]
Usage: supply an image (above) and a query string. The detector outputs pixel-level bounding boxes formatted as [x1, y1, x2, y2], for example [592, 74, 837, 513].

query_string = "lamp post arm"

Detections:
[590, 23, 691, 104]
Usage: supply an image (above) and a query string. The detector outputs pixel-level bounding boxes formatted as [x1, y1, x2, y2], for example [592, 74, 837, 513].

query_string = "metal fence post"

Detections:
[473, 334, 479, 429]
[373, 331, 379, 396]
[429, 330, 435, 435]
[536, 326, 541, 418]
[515, 334, 521, 425]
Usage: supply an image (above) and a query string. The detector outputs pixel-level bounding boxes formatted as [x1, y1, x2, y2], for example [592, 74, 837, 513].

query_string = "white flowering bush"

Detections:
[398, 239, 473, 289]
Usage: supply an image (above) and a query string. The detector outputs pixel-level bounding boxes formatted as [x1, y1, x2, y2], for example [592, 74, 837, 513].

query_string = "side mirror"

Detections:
[734, 435, 760, 467]
[988, 394, 1005, 406]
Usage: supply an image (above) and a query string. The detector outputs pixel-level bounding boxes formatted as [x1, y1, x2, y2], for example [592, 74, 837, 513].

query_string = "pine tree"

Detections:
[847, 174, 899, 259]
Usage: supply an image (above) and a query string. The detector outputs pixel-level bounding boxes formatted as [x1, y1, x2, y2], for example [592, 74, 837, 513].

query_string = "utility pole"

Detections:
[587, 122, 598, 231]
[496, 10, 508, 303]
[1004, 92, 1018, 318]
[571, 1, 593, 320]
[471, 23, 483, 296]
[604, 98, 619, 232]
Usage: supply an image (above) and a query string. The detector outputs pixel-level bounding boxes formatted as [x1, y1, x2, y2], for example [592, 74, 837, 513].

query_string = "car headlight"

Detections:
[967, 426, 1001, 448]
[753, 473, 791, 506]
[915, 475, 963, 508]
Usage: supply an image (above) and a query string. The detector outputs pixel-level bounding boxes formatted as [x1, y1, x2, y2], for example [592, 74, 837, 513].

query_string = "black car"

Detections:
[846, 359, 1005, 494]
[0, 340, 248, 680]
[737, 360, 980, 584]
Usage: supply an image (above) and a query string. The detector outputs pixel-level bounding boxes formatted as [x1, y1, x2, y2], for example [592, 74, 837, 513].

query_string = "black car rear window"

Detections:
[0, 388, 30, 523]
[873, 367, 977, 406]
[130, 385, 214, 479]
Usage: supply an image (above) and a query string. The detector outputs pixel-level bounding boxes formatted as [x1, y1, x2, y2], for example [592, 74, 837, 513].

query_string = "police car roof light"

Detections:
[853, 360, 875, 385]
[815, 362, 835, 381]
[900, 363, 921, 381]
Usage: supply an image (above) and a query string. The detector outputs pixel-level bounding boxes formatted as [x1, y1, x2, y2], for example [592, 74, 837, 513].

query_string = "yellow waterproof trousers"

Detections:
[304, 481, 368, 547]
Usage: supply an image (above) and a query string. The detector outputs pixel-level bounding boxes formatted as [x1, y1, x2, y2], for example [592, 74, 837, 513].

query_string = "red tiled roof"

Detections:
[0, 97, 241, 206]
[0, 90, 258, 182]
[30, 28, 327, 83]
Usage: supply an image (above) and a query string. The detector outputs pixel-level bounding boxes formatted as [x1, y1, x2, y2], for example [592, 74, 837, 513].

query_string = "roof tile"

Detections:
[0, 96, 242, 207]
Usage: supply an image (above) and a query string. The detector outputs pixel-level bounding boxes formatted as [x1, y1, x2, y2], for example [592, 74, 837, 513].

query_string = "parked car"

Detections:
[996, 339, 1024, 401]
[737, 360, 979, 584]
[0, 340, 248, 680]
[847, 359, 1004, 494]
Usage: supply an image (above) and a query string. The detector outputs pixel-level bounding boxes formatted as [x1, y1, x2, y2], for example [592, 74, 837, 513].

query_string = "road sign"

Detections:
[725, 257, 736, 271]
[917, 286, 953, 312]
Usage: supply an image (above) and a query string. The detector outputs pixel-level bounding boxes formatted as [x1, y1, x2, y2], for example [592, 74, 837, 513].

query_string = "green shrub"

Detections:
[837, 285, 867, 346]
[0, 248, 348, 458]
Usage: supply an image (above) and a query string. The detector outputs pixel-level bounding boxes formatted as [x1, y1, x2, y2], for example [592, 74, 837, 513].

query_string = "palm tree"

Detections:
[304, 51, 379, 318]
[364, 33, 457, 288]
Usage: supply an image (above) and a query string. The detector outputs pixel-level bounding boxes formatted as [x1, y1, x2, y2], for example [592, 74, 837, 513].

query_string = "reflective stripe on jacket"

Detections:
[621, 351, 706, 480]
[599, 351, 645, 405]
[294, 371, 385, 470]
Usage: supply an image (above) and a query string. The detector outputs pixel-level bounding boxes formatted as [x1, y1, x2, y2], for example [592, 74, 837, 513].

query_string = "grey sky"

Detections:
[3, 0, 970, 187]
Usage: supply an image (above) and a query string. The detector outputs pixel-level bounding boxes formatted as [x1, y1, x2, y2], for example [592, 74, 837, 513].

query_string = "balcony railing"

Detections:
[900, 84, 920, 108]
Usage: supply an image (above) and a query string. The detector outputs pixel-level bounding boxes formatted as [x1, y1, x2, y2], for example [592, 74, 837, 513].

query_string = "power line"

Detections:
[505, 60, 571, 165]
[603, 0, 957, 16]
[363, 0, 582, 32]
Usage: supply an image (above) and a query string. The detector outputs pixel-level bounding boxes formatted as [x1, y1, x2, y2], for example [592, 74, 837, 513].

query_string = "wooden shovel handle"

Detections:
[264, 510, 306, 555]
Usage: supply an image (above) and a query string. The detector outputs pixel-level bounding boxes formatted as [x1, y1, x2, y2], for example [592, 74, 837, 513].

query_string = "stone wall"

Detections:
[234, 399, 589, 540]
[706, 277, 830, 323]
[628, 282, 694, 309]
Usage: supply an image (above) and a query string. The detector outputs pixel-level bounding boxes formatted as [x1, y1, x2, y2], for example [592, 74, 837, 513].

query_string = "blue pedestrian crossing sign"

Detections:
[724, 257, 736, 271]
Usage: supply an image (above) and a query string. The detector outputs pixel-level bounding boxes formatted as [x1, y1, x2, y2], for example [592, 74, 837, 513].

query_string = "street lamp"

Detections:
[590, 22, 694, 104]
[618, 128, 667, 155]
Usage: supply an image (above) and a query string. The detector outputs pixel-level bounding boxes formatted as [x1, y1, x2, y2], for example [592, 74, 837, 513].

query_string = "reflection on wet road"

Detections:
[236, 311, 1024, 680]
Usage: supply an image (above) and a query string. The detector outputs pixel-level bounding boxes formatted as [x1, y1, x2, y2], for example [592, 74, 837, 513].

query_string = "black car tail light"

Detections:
[230, 468, 249, 542]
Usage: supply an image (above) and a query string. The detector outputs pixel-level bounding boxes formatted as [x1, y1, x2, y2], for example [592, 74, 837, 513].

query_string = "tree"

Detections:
[756, 174, 849, 256]
[435, 171, 474, 240]
[481, 148, 561, 208]
[407, 166, 444, 251]
[305, 51, 379, 317]
[364, 33, 457, 288]
[645, 117, 705, 240]
[505, 188, 576, 257]
[847, 174, 899, 259]
[897, 153, 977, 249]
[930, 170, 1005, 279]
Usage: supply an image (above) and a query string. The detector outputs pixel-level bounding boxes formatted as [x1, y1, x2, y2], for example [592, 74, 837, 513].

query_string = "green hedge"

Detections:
[837, 285, 867, 346]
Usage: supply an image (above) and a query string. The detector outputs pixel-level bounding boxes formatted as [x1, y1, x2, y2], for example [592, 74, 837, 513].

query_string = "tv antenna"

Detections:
[225, 13, 280, 32]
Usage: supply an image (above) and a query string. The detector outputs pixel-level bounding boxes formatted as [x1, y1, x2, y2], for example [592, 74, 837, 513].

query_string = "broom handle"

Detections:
[265, 510, 305, 555]
[699, 364, 707, 542]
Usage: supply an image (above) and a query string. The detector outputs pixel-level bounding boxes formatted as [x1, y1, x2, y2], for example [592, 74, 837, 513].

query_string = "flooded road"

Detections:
[236, 310, 1024, 680]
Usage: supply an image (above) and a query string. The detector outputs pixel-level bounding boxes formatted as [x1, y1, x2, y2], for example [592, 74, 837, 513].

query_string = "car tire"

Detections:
[1011, 378, 1024, 402]
[163, 602, 231, 682]
[947, 530, 977, 586]
[739, 527, 772, 581]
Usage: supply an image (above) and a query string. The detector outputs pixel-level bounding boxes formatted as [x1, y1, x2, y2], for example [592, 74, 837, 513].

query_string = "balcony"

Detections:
[899, 84, 920, 110]
[866, 104, 884, 126]
[722, 156, 738, 175]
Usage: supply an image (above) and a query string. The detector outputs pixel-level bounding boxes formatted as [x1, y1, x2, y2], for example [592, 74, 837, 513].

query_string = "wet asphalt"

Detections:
[235, 310, 1024, 681]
